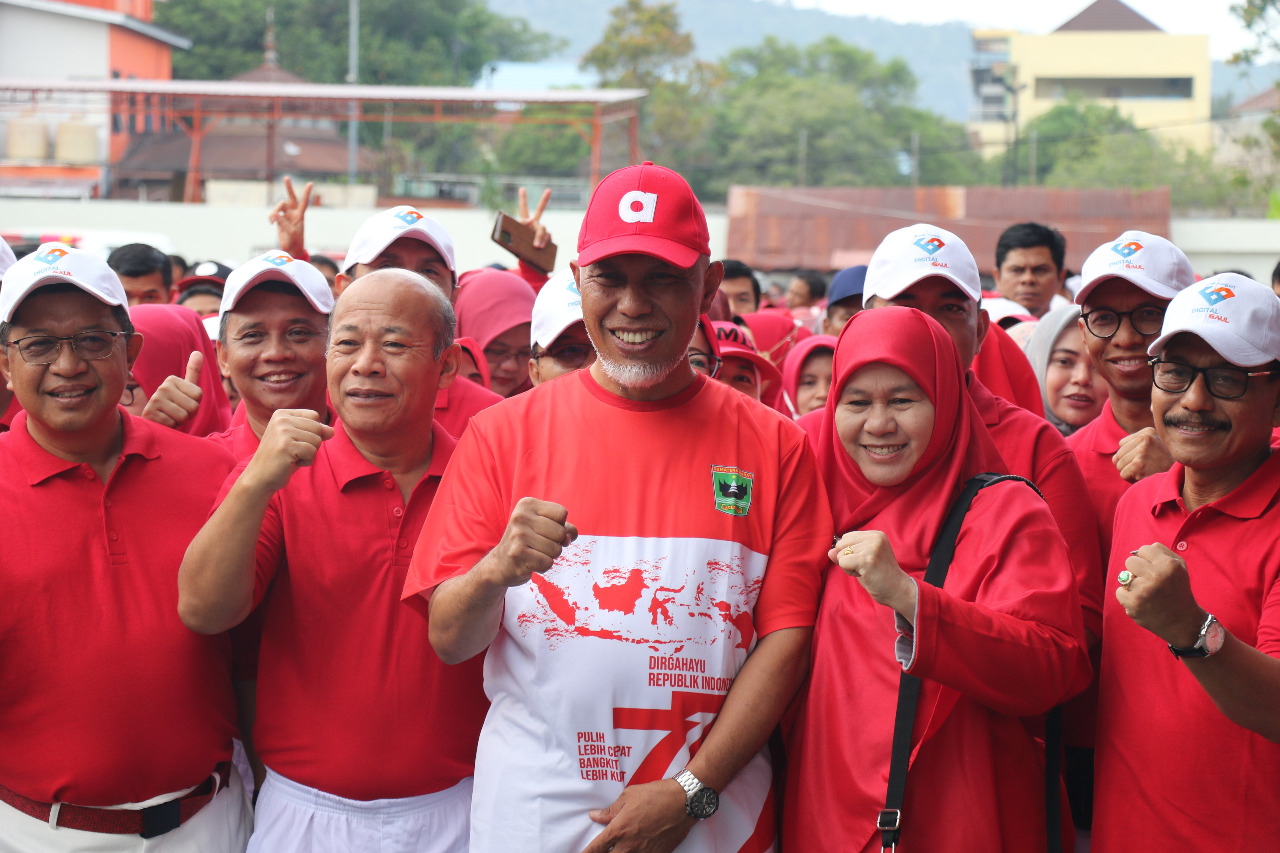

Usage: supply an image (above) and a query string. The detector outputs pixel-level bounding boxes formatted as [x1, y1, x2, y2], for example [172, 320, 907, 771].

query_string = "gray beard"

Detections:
[594, 348, 685, 390]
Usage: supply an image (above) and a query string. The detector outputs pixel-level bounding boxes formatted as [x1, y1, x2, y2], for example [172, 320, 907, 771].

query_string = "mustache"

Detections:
[1163, 415, 1229, 431]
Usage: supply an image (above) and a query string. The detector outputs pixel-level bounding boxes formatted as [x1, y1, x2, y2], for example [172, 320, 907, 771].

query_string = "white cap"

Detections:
[202, 314, 220, 341]
[531, 270, 584, 349]
[864, 224, 982, 303]
[340, 206, 457, 282]
[1076, 231, 1194, 305]
[0, 242, 126, 323]
[0, 236, 16, 280]
[219, 250, 335, 318]
[1147, 273, 1280, 367]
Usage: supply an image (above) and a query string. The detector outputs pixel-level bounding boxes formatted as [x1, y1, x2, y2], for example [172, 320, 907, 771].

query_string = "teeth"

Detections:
[51, 390, 89, 398]
[261, 373, 298, 382]
[864, 444, 905, 457]
[614, 330, 660, 345]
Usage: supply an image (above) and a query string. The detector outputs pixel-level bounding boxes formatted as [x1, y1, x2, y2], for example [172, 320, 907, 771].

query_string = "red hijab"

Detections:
[129, 304, 232, 437]
[740, 308, 807, 369]
[778, 333, 837, 418]
[454, 336, 491, 390]
[817, 306, 1002, 568]
[454, 268, 536, 350]
[972, 321, 1045, 417]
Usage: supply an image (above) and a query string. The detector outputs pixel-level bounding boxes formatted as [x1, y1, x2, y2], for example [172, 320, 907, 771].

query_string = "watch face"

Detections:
[687, 786, 719, 820]
[1204, 620, 1225, 655]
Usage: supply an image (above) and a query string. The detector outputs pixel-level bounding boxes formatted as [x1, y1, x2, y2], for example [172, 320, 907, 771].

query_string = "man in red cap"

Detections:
[0, 244, 249, 850]
[178, 268, 486, 853]
[405, 163, 831, 853]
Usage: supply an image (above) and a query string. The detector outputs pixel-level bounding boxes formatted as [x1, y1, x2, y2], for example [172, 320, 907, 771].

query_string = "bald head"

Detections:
[333, 268, 455, 358]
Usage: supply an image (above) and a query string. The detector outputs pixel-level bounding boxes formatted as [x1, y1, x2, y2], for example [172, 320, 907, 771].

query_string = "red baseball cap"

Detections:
[577, 162, 710, 269]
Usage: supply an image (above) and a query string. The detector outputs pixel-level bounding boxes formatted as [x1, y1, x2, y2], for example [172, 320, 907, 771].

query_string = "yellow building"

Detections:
[968, 0, 1211, 161]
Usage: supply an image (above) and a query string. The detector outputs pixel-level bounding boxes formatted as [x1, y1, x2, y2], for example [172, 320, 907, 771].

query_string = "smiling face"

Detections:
[1045, 322, 1106, 429]
[327, 271, 458, 441]
[573, 253, 720, 401]
[217, 287, 329, 429]
[1080, 277, 1168, 402]
[0, 288, 141, 447]
[995, 246, 1063, 318]
[483, 322, 533, 397]
[718, 356, 760, 399]
[1152, 334, 1280, 488]
[835, 362, 935, 487]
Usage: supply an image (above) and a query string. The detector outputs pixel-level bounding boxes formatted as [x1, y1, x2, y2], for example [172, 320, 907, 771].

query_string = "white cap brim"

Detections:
[1148, 323, 1276, 368]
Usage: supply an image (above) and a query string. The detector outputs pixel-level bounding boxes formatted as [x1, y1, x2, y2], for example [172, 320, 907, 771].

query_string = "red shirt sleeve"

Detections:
[752, 435, 832, 636]
[907, 481, 1091, 716]
[518, 259, 550, 293]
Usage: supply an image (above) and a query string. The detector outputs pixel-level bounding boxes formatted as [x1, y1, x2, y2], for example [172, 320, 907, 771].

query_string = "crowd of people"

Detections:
[1, 161, 1279, 853]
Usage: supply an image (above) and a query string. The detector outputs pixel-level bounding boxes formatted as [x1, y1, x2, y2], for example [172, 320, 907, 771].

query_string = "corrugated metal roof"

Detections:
[725, 185, 1170, 273]
[0, 0, 192, 49]
[0, 77, 647, 105]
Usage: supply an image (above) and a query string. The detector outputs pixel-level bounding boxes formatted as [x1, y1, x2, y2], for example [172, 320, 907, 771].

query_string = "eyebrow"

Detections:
[1050, 347, 1080, 357]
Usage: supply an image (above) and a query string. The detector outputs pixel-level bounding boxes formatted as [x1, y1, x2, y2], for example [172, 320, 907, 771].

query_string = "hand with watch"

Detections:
[1116, 543, 1226, 659]
[672, 769, 719, 820]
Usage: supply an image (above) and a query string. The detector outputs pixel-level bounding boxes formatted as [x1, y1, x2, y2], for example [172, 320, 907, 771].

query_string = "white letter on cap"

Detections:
[618, 191, 657, 224]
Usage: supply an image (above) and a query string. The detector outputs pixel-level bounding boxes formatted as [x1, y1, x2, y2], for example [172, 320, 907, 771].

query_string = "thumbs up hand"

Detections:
[141, 350, 207, 429]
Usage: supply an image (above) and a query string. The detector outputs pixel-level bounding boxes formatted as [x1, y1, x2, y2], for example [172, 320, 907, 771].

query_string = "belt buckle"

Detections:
[139, 799, 181, 840]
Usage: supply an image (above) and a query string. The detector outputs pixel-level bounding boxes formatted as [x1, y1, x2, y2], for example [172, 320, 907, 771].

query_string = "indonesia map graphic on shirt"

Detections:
[518, 535, 761, 653]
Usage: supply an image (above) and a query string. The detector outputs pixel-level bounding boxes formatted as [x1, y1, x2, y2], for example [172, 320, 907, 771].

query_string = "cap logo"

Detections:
[395, 209, 424, 226]
[912, 235, 945, 255]
[715, 324, 752, 347]
[265, 253, 293, 267]
[35, 246, 68, 266]
[1111, 241, 1143, 259]
[1200, 284, 1235, 306]
[618, 191, 657, 224]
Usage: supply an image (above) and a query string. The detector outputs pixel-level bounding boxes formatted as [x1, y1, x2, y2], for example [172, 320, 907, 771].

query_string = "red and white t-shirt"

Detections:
[404, 370, 831, 853]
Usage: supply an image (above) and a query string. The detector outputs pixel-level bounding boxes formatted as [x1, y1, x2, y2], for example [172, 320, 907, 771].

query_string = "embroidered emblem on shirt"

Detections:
[711, 465, 753, 517]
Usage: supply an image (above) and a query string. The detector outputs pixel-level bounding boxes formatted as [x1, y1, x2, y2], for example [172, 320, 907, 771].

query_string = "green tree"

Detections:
[1015, 95, 1139, 185]
[157, 0, 561, 85]
[581, 0, 694, 89]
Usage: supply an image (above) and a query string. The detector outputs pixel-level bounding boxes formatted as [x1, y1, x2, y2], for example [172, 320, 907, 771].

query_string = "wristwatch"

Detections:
[672, 768, 719, 820]
[1168, 613, 1225, 659]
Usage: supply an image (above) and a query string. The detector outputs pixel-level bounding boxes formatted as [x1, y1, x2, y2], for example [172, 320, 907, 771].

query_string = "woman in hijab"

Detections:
[783, 307, 1089, 852]
[128, 303, 232, 436]
[778, 334, 837, 418]
[1024, 304, 1107, 436]
[454, 268, 537, 397]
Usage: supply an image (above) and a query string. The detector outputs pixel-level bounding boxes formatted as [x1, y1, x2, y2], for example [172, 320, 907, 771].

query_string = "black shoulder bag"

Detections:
[879, 472, 1062, 853]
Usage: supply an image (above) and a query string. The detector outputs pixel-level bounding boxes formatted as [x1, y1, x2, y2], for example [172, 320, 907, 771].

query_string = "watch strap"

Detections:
[1168, 613, 1216, 658]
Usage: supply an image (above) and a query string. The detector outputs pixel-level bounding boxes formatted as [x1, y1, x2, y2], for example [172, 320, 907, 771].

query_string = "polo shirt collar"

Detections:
[965, 372, 1000, 427]
[1152, 449, 1280, 521]
[327, 419, 458, 490]
[9, 408, 159, 486]
[1085, 399, 1127, 455]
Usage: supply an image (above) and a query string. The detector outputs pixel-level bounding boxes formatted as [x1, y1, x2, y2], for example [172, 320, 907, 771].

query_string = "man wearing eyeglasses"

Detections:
[0, 244, 250, 850]
[1067, 232, 1196, 562]
[528, 270, 596, 386]
[1092, 274, 1280, 852]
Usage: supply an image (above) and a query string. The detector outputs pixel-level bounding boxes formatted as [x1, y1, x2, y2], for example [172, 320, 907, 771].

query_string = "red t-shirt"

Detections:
[0, 412, 237, 805]
[404, 370, 832, 853]
[785, 482, 1089, 852]
[1093, 452, 1280, 851]
[221, 420, 486, 800]
[435, 376, 502, 439]
[970, 377, 1103, 638]
[1066, 399, 1131, 562]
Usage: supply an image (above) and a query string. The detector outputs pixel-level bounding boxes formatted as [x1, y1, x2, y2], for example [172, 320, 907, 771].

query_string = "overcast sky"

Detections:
[801, 0, 1259, 61]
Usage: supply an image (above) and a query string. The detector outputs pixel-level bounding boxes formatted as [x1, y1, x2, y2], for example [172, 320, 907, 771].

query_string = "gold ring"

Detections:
[839, 547, 855, 558]
[1117, 570, 1134, 588]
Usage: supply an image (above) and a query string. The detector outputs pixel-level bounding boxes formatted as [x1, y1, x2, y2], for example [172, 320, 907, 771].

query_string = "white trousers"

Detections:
[246, 769, 471, 853]
[0, 765, 251, 853]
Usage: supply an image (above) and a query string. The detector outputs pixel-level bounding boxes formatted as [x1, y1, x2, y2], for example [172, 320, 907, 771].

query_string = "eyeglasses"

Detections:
[1081, 307, 1165, 339]
[687, 349, 722, 378]
[531, 343, 593, 370]
[2, 331, 129, 365]
[484, 345, 533, 367]
[1149, 358, 1276, 400]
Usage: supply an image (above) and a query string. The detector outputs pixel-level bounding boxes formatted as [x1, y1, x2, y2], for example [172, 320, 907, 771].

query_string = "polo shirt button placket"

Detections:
[1176, 541, 1188, 552]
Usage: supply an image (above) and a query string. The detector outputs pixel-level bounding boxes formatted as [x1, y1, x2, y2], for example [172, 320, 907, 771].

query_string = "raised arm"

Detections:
[428, 496, 576, 664]
[178, 409, 332, 633]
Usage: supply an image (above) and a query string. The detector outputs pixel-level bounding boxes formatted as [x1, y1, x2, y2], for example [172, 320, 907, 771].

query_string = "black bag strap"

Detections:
[880, 473, 1037, 851]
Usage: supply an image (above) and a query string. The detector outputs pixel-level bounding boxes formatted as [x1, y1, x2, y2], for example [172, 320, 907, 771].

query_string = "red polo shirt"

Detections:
[970, 377, 1103, 638]
[0, 396, 20, 432]
[435, 375, 502, 439]
[224, 420, 487, 800]
[0, 411, 237, 805]
[1065, 400, 1131, 562]
[1093, 451, 1280, 851]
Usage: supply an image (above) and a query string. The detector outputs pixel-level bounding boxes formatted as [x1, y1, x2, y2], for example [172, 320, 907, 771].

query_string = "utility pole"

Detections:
[798, 128, 808, 187]
[346, 0, 360, 189]
[911, 131, 919, 190]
